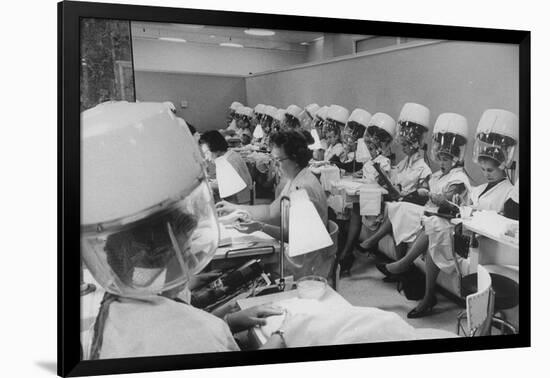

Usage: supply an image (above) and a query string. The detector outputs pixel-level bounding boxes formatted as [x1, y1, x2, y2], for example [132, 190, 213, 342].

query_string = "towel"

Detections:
[359, 187, 382, 216]
[319, 166, 341, 191]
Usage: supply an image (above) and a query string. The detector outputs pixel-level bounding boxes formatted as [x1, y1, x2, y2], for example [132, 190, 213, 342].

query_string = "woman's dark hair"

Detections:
[325, 122, 342, 138]
[300, 129, 315, 145]
[199, 130, 228, 153]
[436, 145, 462, 160]
[346, 121, 367, 141]
[104, 211, 198, 284]
[478, 155, 503, 168]
[284, 114, 301, 129]
[270, 130, 313, 169]
[239, 117, 252, 129]
[366, 125, 393, 145]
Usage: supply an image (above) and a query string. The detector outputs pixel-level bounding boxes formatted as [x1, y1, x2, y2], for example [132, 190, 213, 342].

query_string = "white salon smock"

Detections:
[362, 155, 391, 183]
[424, 179, 513, 273]
[387, 167, 470, 245]
[470, 179, 514, 211]
[390, 152, 432, 195]
[269, 167, 328, 226]
[324, 142, 345, 162]
[98, 296, 239, 359]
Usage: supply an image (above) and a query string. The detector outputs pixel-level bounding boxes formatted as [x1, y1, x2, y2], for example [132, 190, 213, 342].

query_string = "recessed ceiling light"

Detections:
[300, 42, 309, 46]
[220, 42, 244, 48]
[179, 24, 204, 29]
[159, 37, 187, 43]
[244, 29, 275, 36]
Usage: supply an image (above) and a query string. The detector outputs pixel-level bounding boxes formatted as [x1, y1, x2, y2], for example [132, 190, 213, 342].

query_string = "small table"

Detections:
[328, 176, 388, 219]
[332, 176, 388, 197]
[210, 225, 279, 270]
[236, 286, 352, 347]
[451, 212, 519, 274]
[452, 212, 520, 331]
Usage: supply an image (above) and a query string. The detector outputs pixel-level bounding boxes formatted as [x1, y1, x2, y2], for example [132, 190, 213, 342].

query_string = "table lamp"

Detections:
[253, 124, 264, 139]
[277, 189, 333, 290]
[355, 138, 371, 163]
[215, 155, 247, 198]
[308, 129, 323, 150]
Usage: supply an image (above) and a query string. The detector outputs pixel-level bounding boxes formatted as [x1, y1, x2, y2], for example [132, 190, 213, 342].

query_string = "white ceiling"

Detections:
[131, 22, 369, 52]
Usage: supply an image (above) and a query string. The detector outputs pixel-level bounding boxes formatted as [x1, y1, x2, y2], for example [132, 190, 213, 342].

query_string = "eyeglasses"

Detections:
[273, 156, 290, 164]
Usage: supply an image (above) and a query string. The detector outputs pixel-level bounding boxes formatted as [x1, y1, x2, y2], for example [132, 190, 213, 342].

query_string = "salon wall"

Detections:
[133, 39, 307, 76]
[134, 71, 246, 131]
[305, 34, 356, 63]
[245, 41, 520, 184]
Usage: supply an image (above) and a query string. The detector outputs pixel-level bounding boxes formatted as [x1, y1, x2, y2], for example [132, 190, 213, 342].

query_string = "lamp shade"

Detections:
[355, 138, 372, 163]
[288, 190, 333, 257]
[253, 124, 265, 139]
[308, 128, 323, 150]
[215, 156, 247, 198]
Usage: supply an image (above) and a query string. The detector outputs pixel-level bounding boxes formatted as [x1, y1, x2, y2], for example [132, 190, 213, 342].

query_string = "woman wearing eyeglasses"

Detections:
[216, 130, 328, 241]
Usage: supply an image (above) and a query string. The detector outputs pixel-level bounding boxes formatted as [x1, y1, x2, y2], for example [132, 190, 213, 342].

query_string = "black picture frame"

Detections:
[58, 1, 530, 376]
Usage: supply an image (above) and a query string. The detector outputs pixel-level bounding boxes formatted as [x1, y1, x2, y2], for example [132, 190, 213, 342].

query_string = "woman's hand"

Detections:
[226, 304, 284, 333]
[342, 145, 351, 157]
[417, 188, 430, 197]
[188, 271, 222, 291]
[215, 200, 238, 216]
[234, 221, 264, 234]
[218, 209, 252, 225]
[430, 193, 447, 206]
[262, 310, 309, 349]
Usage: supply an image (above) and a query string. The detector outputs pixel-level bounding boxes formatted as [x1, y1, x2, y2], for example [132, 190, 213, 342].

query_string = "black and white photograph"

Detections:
[56, 0, 531, 376]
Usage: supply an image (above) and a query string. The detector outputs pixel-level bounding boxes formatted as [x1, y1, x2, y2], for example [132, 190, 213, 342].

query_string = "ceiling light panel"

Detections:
[244, 29, 276, 36]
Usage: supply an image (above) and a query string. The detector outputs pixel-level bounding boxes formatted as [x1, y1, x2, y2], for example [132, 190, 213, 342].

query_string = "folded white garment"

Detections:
[359, 187, 382, 216]
[467, 210, 519, 241]
[327, 194, 345, 214]
[319, 166, 341, 191]
[260, 298, 456, 347]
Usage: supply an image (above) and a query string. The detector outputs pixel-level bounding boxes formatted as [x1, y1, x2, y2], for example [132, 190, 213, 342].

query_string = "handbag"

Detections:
[401, 190, 429, 206]
[453, 224, 470, 259]
[396, 267, 425, 300]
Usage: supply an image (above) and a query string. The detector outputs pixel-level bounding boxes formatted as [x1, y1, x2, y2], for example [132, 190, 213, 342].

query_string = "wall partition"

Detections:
[134, 70, 246, 131]
[245, 40, 519, 184]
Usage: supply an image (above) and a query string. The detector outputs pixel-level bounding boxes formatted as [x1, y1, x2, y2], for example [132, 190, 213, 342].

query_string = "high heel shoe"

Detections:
[339, 255, 355, 277]
[376, 264, 400, 282]
[407, 296, 438, 319]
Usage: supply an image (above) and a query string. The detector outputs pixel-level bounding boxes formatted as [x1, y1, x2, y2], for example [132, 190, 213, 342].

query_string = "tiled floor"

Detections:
[338, 251, 464, 334]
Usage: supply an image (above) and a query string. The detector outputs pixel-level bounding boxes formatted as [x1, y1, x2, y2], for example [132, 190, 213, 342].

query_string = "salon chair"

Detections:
[456, 264, 494, 336]
[454, 236, 519, 334]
